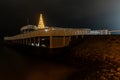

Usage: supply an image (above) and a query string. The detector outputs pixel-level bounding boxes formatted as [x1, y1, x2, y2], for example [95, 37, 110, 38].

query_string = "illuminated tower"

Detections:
[38, 14, 45, 29]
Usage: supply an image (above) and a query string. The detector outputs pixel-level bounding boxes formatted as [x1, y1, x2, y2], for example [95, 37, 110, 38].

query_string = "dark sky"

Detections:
[0, 0, 120, 36]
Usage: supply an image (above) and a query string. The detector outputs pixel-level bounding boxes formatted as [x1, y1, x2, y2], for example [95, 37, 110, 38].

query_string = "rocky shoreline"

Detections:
[69, 35, 120, 80]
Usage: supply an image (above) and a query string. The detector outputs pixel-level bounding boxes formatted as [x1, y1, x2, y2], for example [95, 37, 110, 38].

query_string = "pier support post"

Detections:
[69, 36, 71, 42]
[21, 39, 23, 45]
[63, 36, 65, 46]
[50, 36, 53, 48]
[76, 35, 78, 39]
[33, 37, 36, 45]
[38, 37, 40, 47]
[29, 38, 31, 45]
[50, 28, 53, 48]
[23, 39, 25, 45]
[82, 35, 84, 38]
[25, 38, 28, 45]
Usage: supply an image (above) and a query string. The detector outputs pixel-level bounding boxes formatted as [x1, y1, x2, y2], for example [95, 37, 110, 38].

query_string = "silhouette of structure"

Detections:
[4, 14, 111, 48]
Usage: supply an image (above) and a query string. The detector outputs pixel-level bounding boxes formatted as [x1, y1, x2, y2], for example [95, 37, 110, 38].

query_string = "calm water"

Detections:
[0, 45, 84, 80]
[1, 36, 120, 80]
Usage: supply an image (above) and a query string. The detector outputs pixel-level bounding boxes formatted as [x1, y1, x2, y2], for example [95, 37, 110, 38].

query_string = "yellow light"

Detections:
[38, 14, 45, 29]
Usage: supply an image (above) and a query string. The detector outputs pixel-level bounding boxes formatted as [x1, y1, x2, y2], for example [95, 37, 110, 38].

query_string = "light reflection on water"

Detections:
[0, 46, 79, 80]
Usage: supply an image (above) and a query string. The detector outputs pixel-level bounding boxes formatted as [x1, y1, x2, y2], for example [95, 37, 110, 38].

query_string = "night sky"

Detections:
[0, 0, 120, 36]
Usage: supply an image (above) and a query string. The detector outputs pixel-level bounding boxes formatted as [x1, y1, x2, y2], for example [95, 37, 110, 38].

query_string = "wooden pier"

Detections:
[4, 14, 110, 48]
[4, 28, 90, 48]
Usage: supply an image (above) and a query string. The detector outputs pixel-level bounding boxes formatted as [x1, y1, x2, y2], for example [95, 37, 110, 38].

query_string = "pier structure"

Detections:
[4, 14, 110, 48]
[4, 27, 91, 48]
[109, 30, 120, 34]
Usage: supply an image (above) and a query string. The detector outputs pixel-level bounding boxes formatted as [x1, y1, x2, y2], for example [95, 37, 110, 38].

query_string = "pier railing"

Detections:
[4, 28, 91, 40]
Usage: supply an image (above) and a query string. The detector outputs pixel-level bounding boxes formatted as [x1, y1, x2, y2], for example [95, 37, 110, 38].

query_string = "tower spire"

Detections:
[38, 14, 45, 29]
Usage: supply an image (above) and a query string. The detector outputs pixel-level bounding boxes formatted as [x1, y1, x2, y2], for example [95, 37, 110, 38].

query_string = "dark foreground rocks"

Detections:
[70, 35, 120, 80]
